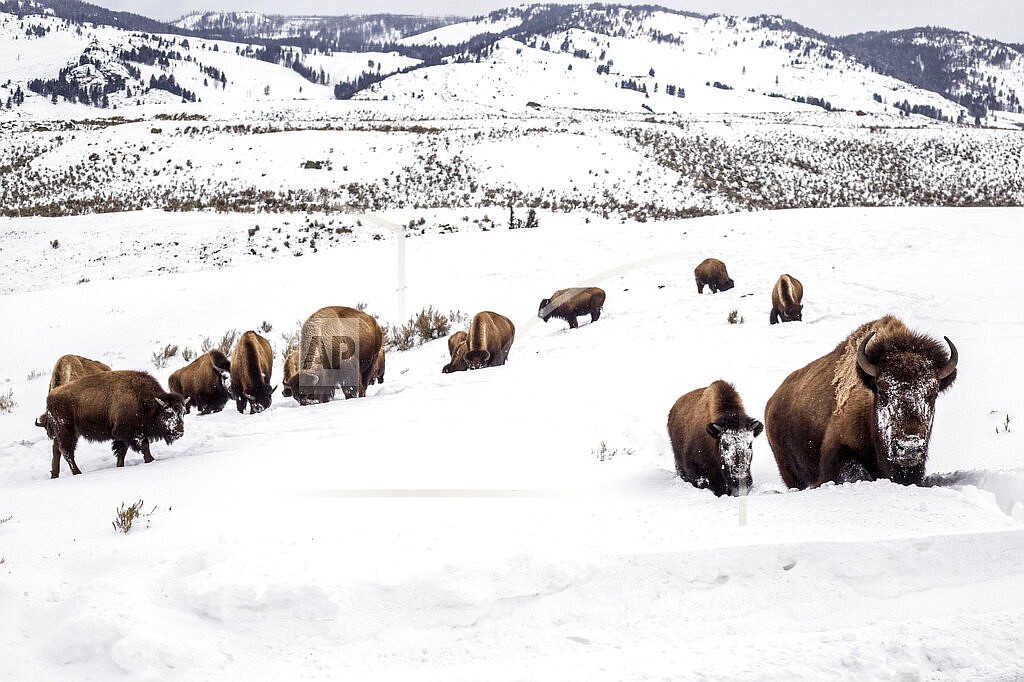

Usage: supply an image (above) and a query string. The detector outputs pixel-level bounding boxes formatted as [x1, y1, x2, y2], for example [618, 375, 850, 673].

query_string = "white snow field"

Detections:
[1, 205, 1023, 679]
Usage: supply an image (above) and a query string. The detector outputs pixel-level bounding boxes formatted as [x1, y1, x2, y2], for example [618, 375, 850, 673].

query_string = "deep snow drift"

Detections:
[1, 206, 1023, 679]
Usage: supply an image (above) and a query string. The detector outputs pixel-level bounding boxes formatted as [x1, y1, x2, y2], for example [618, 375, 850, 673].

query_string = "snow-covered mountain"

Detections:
[1, 2, 1022, 126]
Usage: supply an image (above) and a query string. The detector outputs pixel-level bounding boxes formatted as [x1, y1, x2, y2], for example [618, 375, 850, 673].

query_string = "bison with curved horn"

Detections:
[169, 349, 232, 415]
[537, 287, 606, 329]
[441, 330, 469, 374]
[463, 311, 515, 370]
[770, 274, 803, 324]
[694, 258, 734, 294]
[41, 370, 188, 478]
[765, 315, 958, 489]
[284, 306, 383, 405]
[230, 331, 276, 414]
[667, 380, 763, 497]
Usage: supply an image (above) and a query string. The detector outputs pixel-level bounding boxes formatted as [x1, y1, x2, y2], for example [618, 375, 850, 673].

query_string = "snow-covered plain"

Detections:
[1, 204, 1023, 679]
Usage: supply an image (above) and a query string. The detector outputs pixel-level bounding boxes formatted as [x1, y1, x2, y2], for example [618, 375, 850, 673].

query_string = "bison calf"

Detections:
[42, 370, 188, 478]
[694, 258, 734, 294]
[765, 315, 957, 489]
[442, 330, 469, 374]
[770, 274, 804, 324]
[463, 311, 515, 370]
[169, 349, 231, 415]
[538, 287, 606, 329]
[667, 380, 763, 497]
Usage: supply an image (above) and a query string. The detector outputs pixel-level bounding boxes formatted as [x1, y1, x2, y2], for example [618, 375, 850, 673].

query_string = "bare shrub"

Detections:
[112, 499, 152, 534]
[0, 389, 18, 413]
[202, 329, 239, 356]
[258, 320, 273, 333]
[592, 441, 636, 462]
[727, 309, 744, 325]
[181, 347, 195, 363]
[26, 369, 46, 381]
[383, 306, 462, 351]
[151, 343, 179, 369]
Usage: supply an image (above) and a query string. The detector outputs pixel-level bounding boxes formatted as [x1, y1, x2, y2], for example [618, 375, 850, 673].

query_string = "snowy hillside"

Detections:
[1, 206, 1023, 678]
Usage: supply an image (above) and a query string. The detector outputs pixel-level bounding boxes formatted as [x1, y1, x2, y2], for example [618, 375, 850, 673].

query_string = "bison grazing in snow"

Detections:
[169, 349, 232, 415]
[537, 287, 606, 329]
[694, 258, 734, 294]
[230, 331, 276, 414]
[765, 315, 958, 489]
[284, 306, 384, 405]
[770, 274, 804, 324]
[41, 370, 188, 478]
[667, 380, 763, 497]
[281, 349, 300, 398]
[463, 311, 515, 370]
[442, 330, 469, 374]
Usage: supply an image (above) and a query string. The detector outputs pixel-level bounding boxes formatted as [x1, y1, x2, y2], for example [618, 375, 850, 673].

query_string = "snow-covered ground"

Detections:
[1, 205, 1023, 679]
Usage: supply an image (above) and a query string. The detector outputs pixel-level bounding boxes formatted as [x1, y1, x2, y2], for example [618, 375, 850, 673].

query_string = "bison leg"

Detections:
[112, 440, 129, 467]
[770, 308, 779, 325]
[590, 307, 601, 323]
[696, 280, 704, 294]
[836, 460, 874, 485]
[140, 439, 154, 464]
[567, 316, 578, 329]
[52, 436, 82, 478]
[709, 283, 719, 294]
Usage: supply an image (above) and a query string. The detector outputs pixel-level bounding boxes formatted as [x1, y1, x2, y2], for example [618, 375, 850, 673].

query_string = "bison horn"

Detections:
[856, 332, 879, 379]
[154, 397, 168, 408]
[938, 336, 958, 381]
[271, 385, 279, 395]
[183, 396, 191, 406]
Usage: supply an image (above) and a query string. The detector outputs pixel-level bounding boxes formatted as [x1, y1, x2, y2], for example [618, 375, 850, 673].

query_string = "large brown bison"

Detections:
[47, 354, 112, 392]
[770, 274, 804, 324]
[230, 331, 276, 414]
[41, 370, 188, 478]
[537, 287, 606, 329]
[667, 380, 763, 497]
[169, 350, 232, 415]
[694, 258, 734, 294]
[765, 315, 958, 489]
[283, 306, 384, 405]
[442, 330, 469, 374]
[463, 311, 515, 370]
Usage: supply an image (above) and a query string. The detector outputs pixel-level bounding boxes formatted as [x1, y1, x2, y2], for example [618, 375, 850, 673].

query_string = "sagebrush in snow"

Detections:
[112, 500, 150, 534]
[0, 389, 17, 413]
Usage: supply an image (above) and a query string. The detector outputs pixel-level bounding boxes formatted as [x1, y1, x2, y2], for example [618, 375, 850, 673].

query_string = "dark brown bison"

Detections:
[765, 315, 958, 489]
[284, 306, 384, 405]
[230, 331, 276, 414]
[41, 370, 188, 478]
[667, 380, 763, 497]
[281, 350, 300, 398]
[168, 350, 232, 415]
[694, 258, 734, 294]
[442, 330, 469, 374]
[770, 274, 804, 324]
[47, 354, 112, 392]
[463, 311, 515, 370]
[537, 287, 606, 329]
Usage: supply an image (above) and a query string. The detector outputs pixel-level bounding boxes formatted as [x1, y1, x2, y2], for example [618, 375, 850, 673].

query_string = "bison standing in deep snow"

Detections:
[169, 349, 232, 415]
[283, 306, 384, 405]
[764, 315, 958, 488]
[463, 311, 515, 370]
[41, 370, 188, 478]
[770, 274, 804, 324]
[694, 258, 734, 294]
[667, 380, 763, 497]
[537, 287, 606, 329]
[230, 331, 276, 414]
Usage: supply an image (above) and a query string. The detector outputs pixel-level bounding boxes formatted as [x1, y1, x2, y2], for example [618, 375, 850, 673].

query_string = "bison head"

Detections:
[537, 298, 553, 322]
[285, 370, 337, 406]
[707, 417, 763, 496]
[463, 350, 491, 370]
[720, 278, 735, 292]
[857, 331, 958, 484]
[154, 395, 188, 444]
[239, 383, 277, 414]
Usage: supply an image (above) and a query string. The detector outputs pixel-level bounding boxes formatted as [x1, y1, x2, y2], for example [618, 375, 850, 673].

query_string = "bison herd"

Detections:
[34, 259, 958, 495]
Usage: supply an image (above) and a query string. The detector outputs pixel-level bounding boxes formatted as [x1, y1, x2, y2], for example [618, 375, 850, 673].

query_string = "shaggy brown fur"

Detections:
[230, 331, 276, 414]
[284, 306, 384, 405]
[537, 287, 606, 329]
[667, 380, 763, 497]
[169, 350, 231, 415]
[694, 258, 735, 294]
[463, 311, 515, 370]
[42, 370, 188, 478]
[765, 315, 958, 489]
[281, 350, 300, 398]
[442, 331, 469, 374]
[770, 274, 804, 324]
[48, 354, 111, 392]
